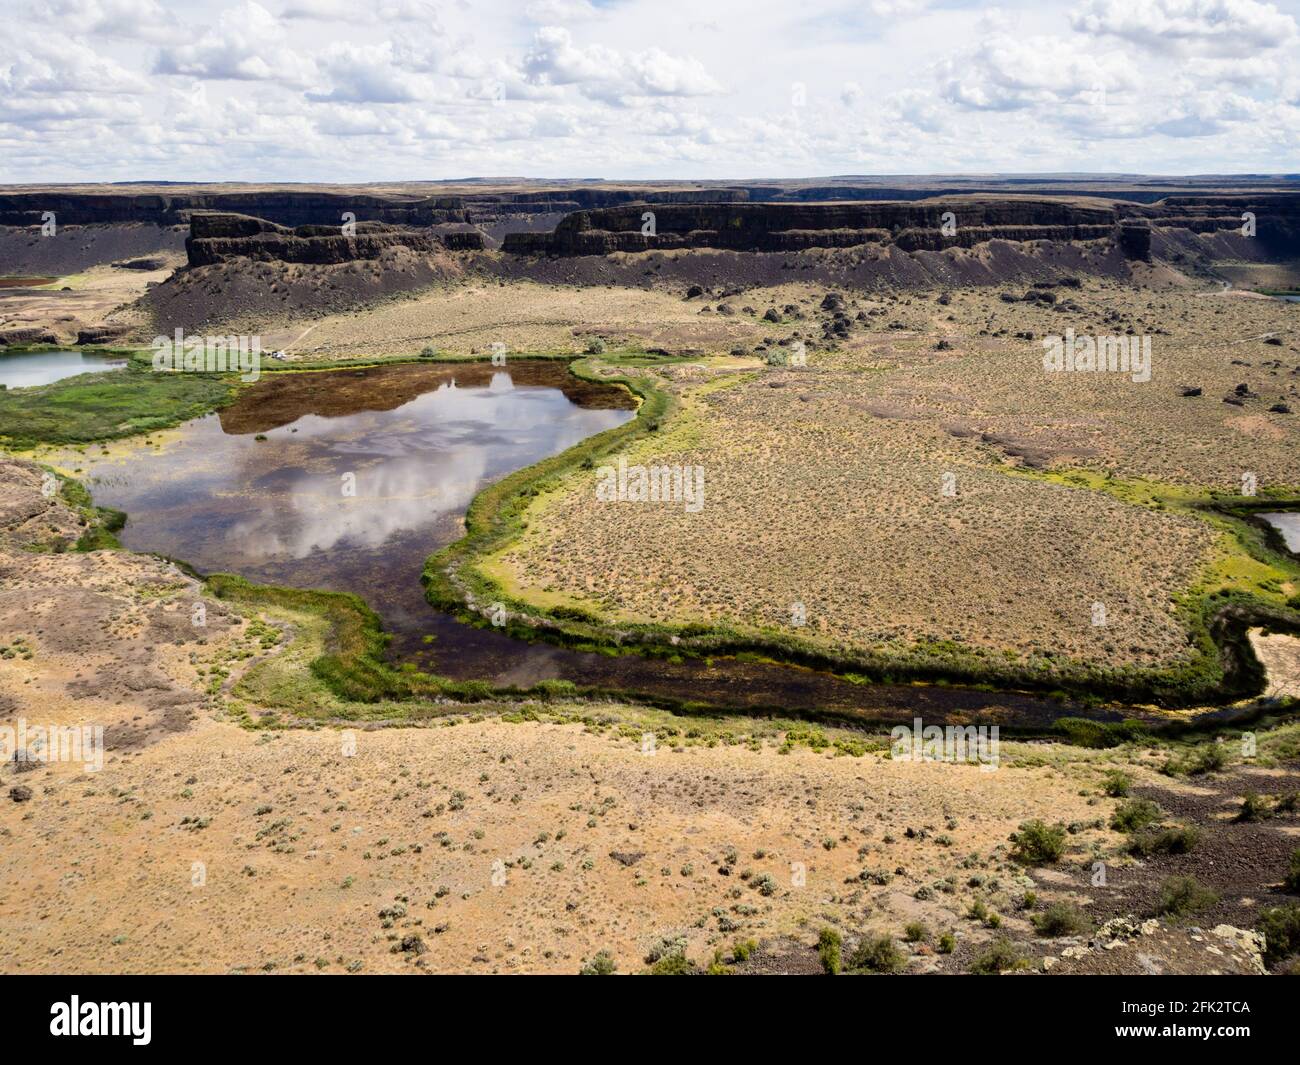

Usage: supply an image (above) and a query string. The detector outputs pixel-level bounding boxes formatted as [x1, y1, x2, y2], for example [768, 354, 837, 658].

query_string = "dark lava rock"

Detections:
[1178, 386, 1203, 397]
[763, 307, 781, 323]
[9, 785, 32, 803]
[684, 284, 704, 299]
[609, 851, 645, 867]
[1265, 337, 1283, 346]
[1269, 403, 1292, 414]
[1234, 383, 1256, 396]
[820, 293, 845, 311]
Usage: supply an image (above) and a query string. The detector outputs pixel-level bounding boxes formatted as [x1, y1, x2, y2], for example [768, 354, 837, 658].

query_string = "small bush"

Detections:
[1284, 849, 1300, 894]
[1164, 743, 1227, 777]
[1111, 798, 1162, 833]
[1127, 824, 1200, 857]
[903, 921, 930, 943]
[1235, 792, 1273, 823]
[1256, 903, 1300, 964]
[1154, 876, 1219, 918]
[817, 927, 842, 975]
[644, 935, 686, 965]
[731, 938, 758, 963]
[1031, 902, 1092, 938]
[1010, 819, 1066, 865]
[647, 952, 694, 975]
[848, 934, 905, 974]
[1101, 770, 1131, 797]
[1057, 718, 1145, 749]
[970, 938, 1028, 975]
[937, 932, 955, 954]
[579, 950, 616, 975]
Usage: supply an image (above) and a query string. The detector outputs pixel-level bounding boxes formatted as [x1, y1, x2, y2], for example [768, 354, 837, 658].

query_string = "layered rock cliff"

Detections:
[184, 212, 482, 267]
[501, 195, 1300, 261]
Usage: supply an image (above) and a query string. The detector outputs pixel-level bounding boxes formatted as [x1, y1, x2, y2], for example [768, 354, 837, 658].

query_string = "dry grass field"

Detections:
[274, 278, 776, 359]
[483, 282, 1299, 676]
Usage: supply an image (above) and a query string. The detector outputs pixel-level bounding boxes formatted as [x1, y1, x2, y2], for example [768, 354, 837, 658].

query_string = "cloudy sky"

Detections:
[3, 0, 1298, 182]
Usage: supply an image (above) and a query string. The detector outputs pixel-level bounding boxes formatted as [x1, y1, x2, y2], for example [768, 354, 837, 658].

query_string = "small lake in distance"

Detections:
[0, 350, 128, 389]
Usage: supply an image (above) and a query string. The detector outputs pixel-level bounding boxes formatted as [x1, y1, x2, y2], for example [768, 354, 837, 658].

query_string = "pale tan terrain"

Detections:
[278, 279, 774, 358]
[0, 710, 1117, 975]
[0, 260, 180, 345]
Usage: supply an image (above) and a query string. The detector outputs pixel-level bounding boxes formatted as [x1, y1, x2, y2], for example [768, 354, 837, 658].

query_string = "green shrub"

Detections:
[1235, 792, 1273, 822]
[647, 952, 694, 975]
[1111, 798, 1162, 832]
[1154, 876, 1219, 917]
[903, 921, 929, 943]
[848, 934, 905, 974]
[1057, 718, 1145, 749]
[1101, 770, 1131, 798]
[1256, 903, 1300, 964]
[1285, 849, 1300, 894]
[817, 927, 842, 975]
[579, 950, 616, 975]
[644, 935, 686, 965]
[1127, 824, 1200, 857]
[731, 938, 758, 963]
[1010, 819, 1066, 865]
[937, 932, 955, 954]
[1031, 902, 1092, 938]
[970, 938, 1028, 975]
[1164, 743, 1227, 777]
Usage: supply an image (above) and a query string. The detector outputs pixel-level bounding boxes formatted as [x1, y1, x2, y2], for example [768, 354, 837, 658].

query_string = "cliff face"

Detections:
[503, 200, 1131, 256]
[0, 191, 469, 228]
[184, 212, 482, 266]
[501, 194, 1300, 261]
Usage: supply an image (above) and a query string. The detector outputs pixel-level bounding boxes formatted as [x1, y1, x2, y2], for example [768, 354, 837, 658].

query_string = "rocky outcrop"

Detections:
[0, 326, 59, 347]
[75, 323, 133, 345]
[1043, 916, 1268, 976]
[0, 191, 469, 228]
[184, 212, 483, 267]
[1118, 220, 1153, 261]
[502, 194, 1300, 259]
[503, 200, 1130, 256]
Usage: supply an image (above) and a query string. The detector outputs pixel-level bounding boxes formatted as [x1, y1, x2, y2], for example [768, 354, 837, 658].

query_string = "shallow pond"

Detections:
[77, 360, 1093, 724]
[1260, 512, 1300, 554]
[0, 350, 128, 389]
[81, 361, 633, 643]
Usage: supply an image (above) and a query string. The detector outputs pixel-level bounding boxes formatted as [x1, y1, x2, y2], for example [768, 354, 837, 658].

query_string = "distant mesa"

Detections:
[184, 211, 484, 267]
[503, 197, 1299, 260]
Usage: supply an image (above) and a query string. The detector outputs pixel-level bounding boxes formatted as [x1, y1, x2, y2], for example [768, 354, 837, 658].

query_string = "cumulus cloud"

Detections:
[2, 32, 149, 95]
[29, 0, 184, 43]
[280, 0, 439, 22]
[937, 32, 1139, 111]
[154, 1, 317, 85]
[2, 0, 1298, 181]
[521, 26, 723, 104]
[308, 41, 435, 103]
[1071, 0, 1298, 58]
[523, 0, 601, 22]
